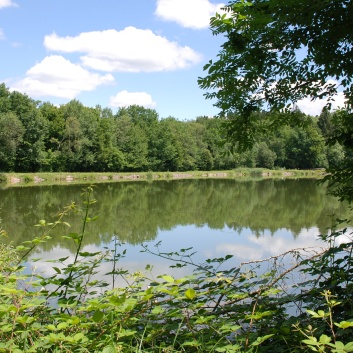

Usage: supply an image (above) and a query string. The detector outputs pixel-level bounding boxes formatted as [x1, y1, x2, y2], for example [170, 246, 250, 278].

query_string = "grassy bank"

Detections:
[0, 168, 325, 188]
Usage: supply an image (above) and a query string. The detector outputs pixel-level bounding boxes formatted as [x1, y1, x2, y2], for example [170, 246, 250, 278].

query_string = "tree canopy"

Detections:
[199, 0, 352, 142]
[2, 82, 342, 174]
[198, 0, 353, 201]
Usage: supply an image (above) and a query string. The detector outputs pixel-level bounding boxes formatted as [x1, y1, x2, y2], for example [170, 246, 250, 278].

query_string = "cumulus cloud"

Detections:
[216, 227, 329, 260]
[256, 78, 347, 116]
[297, 93, 346, 116]
[155, 0, 225, 29]
[11, 55, 114, 99]
[295, 79, 346, 115]
[44, 27, 202, 73]
[109, 90, 156, 109]
[0, 0, 17, 8]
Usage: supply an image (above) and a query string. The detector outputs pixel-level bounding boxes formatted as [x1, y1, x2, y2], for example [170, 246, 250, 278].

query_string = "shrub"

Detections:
[0, 187, 352, 352]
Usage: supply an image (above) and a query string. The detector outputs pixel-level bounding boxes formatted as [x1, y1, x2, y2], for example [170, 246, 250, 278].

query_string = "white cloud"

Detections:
[0, 28, 5, 40]
[257, 78, 347, 116]
[11, 55, 114, 99]
[155, 0, 225, 29]
[0, 0, 17, 8]
[215, 227, 326, 261]
[44, 27, 202, 73]
[297, 93, 346, 116]
[109, 90, 156, 109]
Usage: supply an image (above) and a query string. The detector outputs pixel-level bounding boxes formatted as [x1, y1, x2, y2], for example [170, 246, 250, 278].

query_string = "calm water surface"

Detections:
[1, 178, 351, 280]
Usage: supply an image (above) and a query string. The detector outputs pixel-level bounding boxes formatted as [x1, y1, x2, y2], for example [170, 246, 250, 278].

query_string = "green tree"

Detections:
[199, 0, 353, 199]
[152, 117, 183, 171]
[115, 115, 149, 171]
[318, 107, 333, 137]
[283, 125, 326, 169]
[116, 105, 159, 169]
[326, 142, 345, 169]
[39, 102, 65, 171]
[9, 91, 48, 172]
[196, 116, 241, 170]
[188, 121, 214, 170]
[199, 0, 352, 122]
[0, 112, 24, 171]
[256, 142, 276, 169]
[95, 117, 124, 171]
[61, 116, 83, 171]
[60, 100, 101, 171]
[0, 83, 11, 114]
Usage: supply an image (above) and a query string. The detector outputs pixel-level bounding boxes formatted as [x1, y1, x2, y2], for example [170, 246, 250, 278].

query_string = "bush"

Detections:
[0, 187, 352, 352]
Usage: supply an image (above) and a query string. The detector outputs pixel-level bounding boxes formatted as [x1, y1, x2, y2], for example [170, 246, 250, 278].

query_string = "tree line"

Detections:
[0, 83, 343, 173]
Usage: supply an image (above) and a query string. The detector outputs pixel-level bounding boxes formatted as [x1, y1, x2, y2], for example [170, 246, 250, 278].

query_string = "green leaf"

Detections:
[92, 310, 104, 323]
[151, 306, 164, 314]
[73, 332, 86, 342]
[182, 340, 201, 347]
[216, 345, 241, 352]
[52, 267, 61, 274]
[335, 321, 353, 329]
[307, 310, 325, 318]
[57, 322, 68, 330]
[302, 338, 319, 346]
[319, 334, 331, 344]
[58, 256, 69, 262]
[109, 294, 126, 306]
[185, 288, 196, 300]
[102, 346, 115, 353]
[317, 310, 326, 317]
[251, 334, 274, 346]
[343, 342, 353, 352]
[161, 275, 174, 283]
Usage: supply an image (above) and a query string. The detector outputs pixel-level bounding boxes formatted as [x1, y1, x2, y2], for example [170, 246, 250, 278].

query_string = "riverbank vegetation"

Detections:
[0, 83, 344, 175]
[1, 186, 353, 352]
[0, 168, 324, 188]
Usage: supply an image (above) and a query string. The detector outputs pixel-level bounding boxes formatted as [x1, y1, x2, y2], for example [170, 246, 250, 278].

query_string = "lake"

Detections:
[0, 178, 351, 283]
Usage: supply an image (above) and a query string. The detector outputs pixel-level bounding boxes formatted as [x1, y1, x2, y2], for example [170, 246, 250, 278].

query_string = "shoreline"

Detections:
[0, 169, 325, 188]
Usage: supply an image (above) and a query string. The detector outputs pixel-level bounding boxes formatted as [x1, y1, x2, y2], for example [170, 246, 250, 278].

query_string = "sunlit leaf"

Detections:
[161, 275, 174, 283]
[185, 288, 196, 300]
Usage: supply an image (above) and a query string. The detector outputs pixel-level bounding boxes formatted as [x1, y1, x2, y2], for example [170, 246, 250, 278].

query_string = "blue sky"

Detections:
[0, 0, 228, 120]
[0, 0, 345, 119]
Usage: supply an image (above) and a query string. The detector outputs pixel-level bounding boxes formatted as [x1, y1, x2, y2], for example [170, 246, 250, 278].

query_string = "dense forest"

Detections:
[0, 83, 343, 173]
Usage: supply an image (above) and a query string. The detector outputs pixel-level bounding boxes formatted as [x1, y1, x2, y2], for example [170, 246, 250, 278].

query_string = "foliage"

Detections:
[322, 110, 353, 203]
[198, 0, 352, 145]
[198, 0, 353, 202]
[295, 291, 353, 353]
[0, 83, 345, 174]
[0, 187, 353, 352]
[0, 112, 24, 171]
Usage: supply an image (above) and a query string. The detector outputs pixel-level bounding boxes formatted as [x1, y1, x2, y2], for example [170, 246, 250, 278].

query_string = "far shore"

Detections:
[0, 169, 325, 188]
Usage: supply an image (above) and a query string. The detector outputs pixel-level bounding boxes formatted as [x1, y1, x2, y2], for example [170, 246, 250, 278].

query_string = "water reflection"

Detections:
[0, 179, 351, 274]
